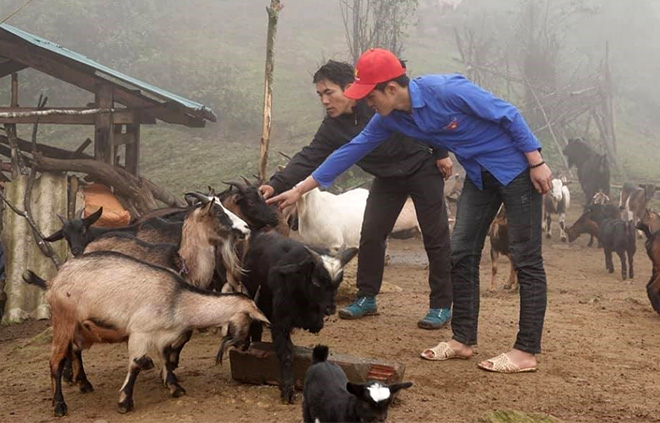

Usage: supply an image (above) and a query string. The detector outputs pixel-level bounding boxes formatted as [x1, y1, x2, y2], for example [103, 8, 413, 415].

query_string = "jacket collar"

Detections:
[409, 79, 426, 108]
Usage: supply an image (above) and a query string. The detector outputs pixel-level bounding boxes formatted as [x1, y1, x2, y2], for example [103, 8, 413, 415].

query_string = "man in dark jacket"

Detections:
[259, 60, 453, 329]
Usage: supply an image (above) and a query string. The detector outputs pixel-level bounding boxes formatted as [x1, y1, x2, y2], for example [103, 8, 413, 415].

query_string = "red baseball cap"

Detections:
[344, 48, 406, 100]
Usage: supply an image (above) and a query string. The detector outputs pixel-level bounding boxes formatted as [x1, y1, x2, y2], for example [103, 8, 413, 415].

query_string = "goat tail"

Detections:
[312, 345, 329, 364]
[22, 270, 49, 290]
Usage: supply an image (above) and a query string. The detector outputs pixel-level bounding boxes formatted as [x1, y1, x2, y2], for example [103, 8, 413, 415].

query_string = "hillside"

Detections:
[1, 0, 659, 196]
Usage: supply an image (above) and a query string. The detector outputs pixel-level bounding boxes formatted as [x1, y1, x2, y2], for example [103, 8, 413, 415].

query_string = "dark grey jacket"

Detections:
[268, 100, 447, 194]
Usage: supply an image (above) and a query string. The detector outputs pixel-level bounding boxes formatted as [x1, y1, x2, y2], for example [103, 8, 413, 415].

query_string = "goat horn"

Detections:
[222, 181, 244, 192]
[240, 176, 252, 187]
[184, 192, 211, 205]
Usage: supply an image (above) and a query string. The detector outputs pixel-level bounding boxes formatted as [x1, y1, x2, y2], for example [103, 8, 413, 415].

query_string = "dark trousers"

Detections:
[356, 159, 452, 309]
[451, 170, 547, 354]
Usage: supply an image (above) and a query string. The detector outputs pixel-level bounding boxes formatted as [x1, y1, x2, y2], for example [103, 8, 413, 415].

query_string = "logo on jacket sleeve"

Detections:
[444, 117, 459, 131]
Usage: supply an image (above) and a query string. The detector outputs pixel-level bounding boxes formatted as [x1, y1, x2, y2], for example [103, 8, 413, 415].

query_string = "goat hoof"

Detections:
[280, 388, 296, 404]
[561, 237, 567, 243]
[79, 381, 94, 393]
[545, 233, 551, 239]
[53, 401, 68, 417]
[117, 398, 134, 414]
[171, 385, 186, 398]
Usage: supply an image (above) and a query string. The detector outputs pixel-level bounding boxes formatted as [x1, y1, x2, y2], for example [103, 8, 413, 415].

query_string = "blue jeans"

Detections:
[450, 169, 547, 354]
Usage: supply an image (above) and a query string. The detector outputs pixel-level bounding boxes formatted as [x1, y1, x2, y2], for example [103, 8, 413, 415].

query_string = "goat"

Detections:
[562, 138, 610, 204]
[620, 184, 658, 237]
[297, 187, 369, 250]
[43, 207, 185, 256]
[566, 204, 620, 247]
[302, 345, 412, 423]
[637, 216, 660, 314]
[63, 199, 250, 396]
[241, 230, 358, 403]
[296, 187, 417, 251]
[599, 217, 636, 280]
[86, 197, 249, 290]
[543, 177, 571, 241]
[216, 181, 285, 234]
[488, 206, 516, 291]
[591, 190, 610, 205]
[24, 252, 269, 417]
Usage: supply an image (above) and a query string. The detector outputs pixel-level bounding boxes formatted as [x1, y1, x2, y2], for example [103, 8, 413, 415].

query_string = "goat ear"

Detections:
[43, 229, 64, 242]
[338, 247, 359, 267]
[84, 207, 103, 226]
[346, 382, 366, 398]
[388, 382, 413, 394]
[303, 245, 322, 263]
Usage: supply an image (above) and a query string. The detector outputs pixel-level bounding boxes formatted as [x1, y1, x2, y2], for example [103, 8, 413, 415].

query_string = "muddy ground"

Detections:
[1, 204, 659, 423]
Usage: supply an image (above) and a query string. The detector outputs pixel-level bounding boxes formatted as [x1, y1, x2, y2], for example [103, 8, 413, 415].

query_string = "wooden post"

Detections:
[125, 123, 140, 176]
[257, 0, 284, 182]
[94, 84, 114, 165]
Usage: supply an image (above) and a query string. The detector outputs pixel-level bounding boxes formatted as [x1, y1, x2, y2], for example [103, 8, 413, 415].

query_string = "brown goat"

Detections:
[488, 206, 517, 291]
[26, 252, 269, 417]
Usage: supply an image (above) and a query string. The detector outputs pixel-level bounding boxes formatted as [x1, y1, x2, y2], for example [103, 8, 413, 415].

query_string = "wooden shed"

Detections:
[0, 22, 217, 175]
[0, 23, 217, 324]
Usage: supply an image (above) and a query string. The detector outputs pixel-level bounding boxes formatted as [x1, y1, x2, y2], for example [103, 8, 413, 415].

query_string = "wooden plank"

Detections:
[94, 84, 114, 164]
[0, 135, 94, 160]
[124, 124, 140, 175]
[0, 107, 155, 124]
[0, 60, 26, 78]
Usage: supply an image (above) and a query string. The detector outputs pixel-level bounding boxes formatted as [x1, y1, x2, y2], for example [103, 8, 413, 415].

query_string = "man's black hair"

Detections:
[313, 60, 355, 89]
[374, 59, 409, 92]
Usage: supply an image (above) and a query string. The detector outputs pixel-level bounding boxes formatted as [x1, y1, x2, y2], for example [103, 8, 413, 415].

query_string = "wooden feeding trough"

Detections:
[229, 342, 406, 390]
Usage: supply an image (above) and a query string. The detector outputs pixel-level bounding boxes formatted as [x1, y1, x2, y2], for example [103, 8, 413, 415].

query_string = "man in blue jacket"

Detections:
[268, 48, 552, 373]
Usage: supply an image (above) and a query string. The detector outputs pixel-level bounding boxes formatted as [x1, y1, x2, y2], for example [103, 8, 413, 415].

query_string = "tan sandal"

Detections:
[420, 342, 470, 361]
[477, 353, 537, 373]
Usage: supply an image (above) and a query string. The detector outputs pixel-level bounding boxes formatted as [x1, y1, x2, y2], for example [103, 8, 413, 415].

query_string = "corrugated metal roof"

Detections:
[0, 23, 217, 123]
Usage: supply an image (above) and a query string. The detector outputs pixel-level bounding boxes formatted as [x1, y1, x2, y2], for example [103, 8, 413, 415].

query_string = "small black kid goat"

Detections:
[303, 345, 412, 423]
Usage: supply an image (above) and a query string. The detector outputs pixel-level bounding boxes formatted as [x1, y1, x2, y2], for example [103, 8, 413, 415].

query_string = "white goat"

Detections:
[297, 188, 369, 250]
[27, 253, 269, 417]
[296, 188, 422, 251]
[543, 177, 571, 241]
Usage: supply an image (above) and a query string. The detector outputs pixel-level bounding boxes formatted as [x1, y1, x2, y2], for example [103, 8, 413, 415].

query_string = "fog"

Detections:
[1, 0, 659, 190]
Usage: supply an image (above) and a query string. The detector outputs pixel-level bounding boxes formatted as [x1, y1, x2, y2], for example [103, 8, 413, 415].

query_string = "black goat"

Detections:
[562, 138, 610, 204]
[567, 203, 619, 247]
[302, 345, 412, 423]
[599, 217, 636, 280]
[241, 231, 358, 403]
[43, 207, 183, 256]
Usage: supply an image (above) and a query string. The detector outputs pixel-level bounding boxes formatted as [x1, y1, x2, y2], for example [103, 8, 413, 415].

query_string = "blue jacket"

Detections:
[312, 74, 542, 189]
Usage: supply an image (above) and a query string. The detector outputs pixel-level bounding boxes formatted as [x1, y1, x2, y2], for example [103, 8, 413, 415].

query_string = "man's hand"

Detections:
[530, 163, 552, 194]
[436, 157, 453, 180]
[258, 184, 275, 199]
[266, 186, 302, 210]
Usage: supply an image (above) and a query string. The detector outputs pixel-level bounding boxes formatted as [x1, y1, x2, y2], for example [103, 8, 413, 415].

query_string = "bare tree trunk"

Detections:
[258, 0, 284, 182]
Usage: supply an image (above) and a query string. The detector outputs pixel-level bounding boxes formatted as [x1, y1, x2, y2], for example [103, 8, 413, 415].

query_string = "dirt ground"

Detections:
[1, 204, 660, 423]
